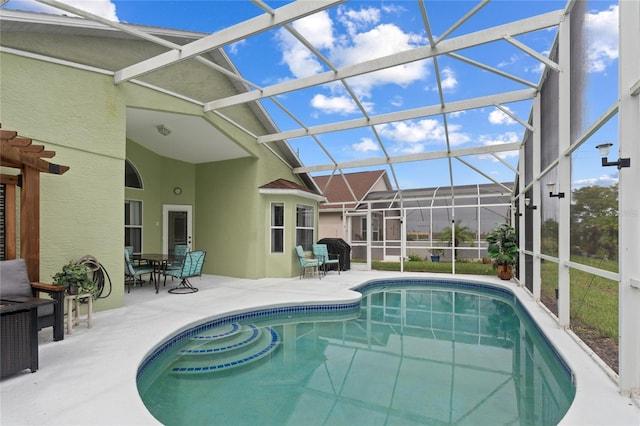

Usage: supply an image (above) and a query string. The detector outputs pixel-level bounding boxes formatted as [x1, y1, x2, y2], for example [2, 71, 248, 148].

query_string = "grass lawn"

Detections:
[369, 257, 618, 339]
[370, 259, 495, 275]
[541, 257, 618, 339]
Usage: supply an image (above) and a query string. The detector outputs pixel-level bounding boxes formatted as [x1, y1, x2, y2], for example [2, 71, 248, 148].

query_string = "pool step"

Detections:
[189, 322, 242, 341]
[180, 324, 261, 355]
[170, 325, 280, 374]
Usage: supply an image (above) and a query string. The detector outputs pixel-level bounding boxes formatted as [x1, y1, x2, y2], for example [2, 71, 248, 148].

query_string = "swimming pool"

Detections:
[137, 279, 575, 425]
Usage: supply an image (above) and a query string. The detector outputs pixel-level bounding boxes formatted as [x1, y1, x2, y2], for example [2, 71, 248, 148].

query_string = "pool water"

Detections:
[138, 282, 575, 425]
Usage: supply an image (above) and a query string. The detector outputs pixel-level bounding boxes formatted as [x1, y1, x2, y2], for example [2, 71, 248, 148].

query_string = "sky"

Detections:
[2, 0, 621, 191]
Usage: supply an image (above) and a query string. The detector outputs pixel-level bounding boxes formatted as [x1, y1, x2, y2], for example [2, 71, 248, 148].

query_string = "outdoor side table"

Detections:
[65, 293, 93, 334]
[1, 298, 54, 377]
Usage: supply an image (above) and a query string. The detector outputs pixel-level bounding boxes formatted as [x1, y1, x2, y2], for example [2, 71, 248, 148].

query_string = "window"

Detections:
[295, 204, 314, 251]
[372, 216, 380, 241]
[125, 200, 142, 253]
[360, 216, 380, 241]
[125, 159, 143, 189]
[270, 203, 284, 253]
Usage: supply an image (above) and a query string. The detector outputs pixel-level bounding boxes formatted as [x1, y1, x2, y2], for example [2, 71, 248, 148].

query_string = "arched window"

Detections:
[125, 159, 143, 189]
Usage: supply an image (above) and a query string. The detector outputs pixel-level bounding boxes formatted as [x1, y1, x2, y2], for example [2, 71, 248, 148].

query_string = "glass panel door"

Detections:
[163, 204, 192, 254]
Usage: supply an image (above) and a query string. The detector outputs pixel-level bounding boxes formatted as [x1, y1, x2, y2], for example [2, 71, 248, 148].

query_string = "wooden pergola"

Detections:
[1, 127, 69, 282]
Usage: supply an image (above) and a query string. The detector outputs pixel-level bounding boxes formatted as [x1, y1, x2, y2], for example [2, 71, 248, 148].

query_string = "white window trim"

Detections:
[270, 202, 285, 254]
[125, 199, 143, 253]
[296, 203, 315, 249]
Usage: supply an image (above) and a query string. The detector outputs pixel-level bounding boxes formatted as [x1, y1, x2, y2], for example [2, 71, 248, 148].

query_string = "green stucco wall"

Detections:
[125, 141, 196, 253]
[1, 53, 125, 311]
[259, 194, 321, 278]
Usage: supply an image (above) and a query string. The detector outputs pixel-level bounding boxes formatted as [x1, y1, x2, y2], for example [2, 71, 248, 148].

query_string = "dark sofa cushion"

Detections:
[0, 259, 34, 299]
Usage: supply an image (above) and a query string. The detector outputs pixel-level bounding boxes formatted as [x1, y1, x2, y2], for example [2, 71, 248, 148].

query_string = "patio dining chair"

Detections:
[295, 245, 322, 279]
[163, 244, 190, 279]
[164, 250, 206, 294]
[312, 244, 340, 275]
[124, 249, 155, 293]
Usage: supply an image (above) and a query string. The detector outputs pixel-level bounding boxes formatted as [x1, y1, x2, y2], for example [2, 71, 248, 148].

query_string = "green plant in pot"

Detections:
[430, 249, 444, 262]
[486, 222, 519, 280]
[53, 261, 96, 297]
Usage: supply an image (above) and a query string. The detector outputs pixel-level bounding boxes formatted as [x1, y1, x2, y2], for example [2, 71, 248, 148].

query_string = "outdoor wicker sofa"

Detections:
[0, 259, 65, 341]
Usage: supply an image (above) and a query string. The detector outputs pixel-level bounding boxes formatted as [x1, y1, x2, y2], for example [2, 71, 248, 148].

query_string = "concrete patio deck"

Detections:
[1, 270, 639, 425]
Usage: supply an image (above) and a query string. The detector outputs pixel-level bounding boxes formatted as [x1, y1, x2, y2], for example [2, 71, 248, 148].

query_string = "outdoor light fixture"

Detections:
[595, 142, 630, 169]
[156, 124, 171, 136]
[547, 183, 564, 199]
[525, 197, 537, 210]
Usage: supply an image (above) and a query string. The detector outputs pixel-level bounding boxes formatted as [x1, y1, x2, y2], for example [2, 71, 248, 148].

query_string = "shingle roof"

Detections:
[260, 178, 320, 195]
[313, 170, 390, 209]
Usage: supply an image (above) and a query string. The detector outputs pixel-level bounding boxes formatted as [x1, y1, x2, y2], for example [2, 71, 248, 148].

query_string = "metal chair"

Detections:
[164, 250, 206, 294]
[312, 243, 340, 275]
[124, 249, 155, 293]
[294, 245, 321, 279]
[163, 244, 190, 278]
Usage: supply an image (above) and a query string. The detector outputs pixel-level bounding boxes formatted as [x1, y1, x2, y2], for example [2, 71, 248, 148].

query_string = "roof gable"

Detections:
[314, 170, 391, 208]
[259, 178, 325, 202]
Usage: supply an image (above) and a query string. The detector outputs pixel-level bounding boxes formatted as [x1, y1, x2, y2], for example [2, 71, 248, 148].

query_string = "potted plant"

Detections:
[53, 261, 96, 296]
[486, 222, 519, 280]
[430, 249, 444, 262]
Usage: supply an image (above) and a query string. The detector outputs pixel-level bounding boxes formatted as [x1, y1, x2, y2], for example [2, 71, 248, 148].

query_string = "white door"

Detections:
[162, 204, 192, 254]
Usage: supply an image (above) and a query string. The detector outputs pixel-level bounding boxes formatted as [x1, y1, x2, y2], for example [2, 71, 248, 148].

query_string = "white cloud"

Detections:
[497, 54, 519, 69]
[227, 40, 246, 55]
[478, 132, 521, 159]
[276, 5, 429, 109]
[439, 67, 458, 91]
[6, 0, 118, 21]
[379, 119, 445, 143]
[572, 174, 618, 188]
[292, 11, 336, 49]
[332, 23, 428, 97]
[488, 107, 516, 125]
[338, 5, 380, 36]
[276, 11, 334, 78]
[377, 119, 471, 154]
[390, 96, 404, 107]
[585, 5, 618, 73]
[352, 137, 379, 152]
[310, 94, 358, 115]
[448, 110, 465, 118]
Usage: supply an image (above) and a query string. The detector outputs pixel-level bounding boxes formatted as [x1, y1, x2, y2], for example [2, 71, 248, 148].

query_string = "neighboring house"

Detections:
[314, 170, 392, 239]
[314, 170, 512, 263]
[0, 11, 323, 311]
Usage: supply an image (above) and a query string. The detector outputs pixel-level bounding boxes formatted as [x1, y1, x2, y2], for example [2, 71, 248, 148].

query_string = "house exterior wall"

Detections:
[318, 211, 344, 239]
[1, 52, 126, 311]
[260, 193, 320, 278]
[1, 49, 316, 311]
[125, 140, 197, 253]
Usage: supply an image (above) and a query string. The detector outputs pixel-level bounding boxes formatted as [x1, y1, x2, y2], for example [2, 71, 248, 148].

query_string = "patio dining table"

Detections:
[133, 253, 181, 293]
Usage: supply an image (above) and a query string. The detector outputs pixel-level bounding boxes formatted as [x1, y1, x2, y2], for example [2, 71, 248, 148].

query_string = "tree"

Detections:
[439, 220, 475, 259]
[570, 184, 618, 260]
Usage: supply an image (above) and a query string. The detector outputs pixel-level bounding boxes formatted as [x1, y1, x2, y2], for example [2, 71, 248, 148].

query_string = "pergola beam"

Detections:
[0, 130, 68, 173]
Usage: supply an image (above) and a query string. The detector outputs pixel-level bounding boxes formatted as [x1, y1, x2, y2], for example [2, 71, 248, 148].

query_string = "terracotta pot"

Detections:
[496, 265, 513, 280]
